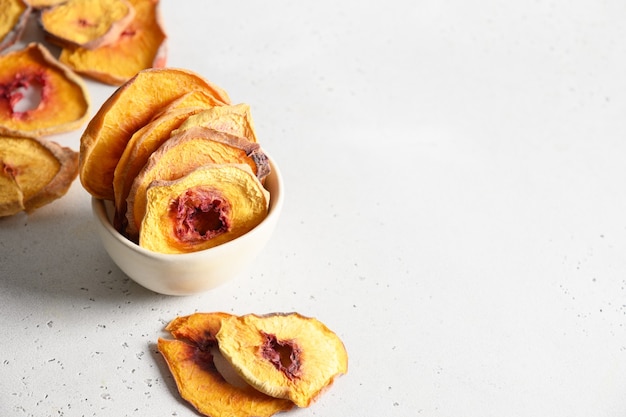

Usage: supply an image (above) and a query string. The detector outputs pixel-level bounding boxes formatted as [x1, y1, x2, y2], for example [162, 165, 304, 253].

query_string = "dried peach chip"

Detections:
[58, 0, 167, 85]
[41, 0, 136, 50]
[0, 43, 90, 136]
[140, 164, 270, 254]
[172, 103, 259, 143]
[158, 312, 294, 417]
[217, 313, 348, 408]
[0, 133, 78, 216]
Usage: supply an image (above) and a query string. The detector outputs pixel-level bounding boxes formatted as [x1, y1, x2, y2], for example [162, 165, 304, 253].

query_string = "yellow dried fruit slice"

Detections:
[0, 0, 31, 52]
[140, 164, 270, 254]
[0, 133, 78, 216]
[125, 126, 269, 239]
[172, 103, 259, 143]
[58, 0, 166, 85]
[79, 67, 231, 201]
[158, 312, 294, 417]
[41, 0, 136, 50]
[217, 313, 348, 408]
[0, 43, 90, 136]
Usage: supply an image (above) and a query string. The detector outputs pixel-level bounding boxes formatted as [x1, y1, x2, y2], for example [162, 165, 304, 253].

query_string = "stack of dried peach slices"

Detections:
[158, 312, 348, 417]
[79, 67, 273, 254]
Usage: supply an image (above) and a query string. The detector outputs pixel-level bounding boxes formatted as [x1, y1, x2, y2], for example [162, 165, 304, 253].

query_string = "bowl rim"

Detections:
[91, 156, 284, 260]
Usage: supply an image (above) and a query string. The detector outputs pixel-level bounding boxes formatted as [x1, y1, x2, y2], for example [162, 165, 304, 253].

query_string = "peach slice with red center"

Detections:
[58, 0, 167, 86]
[158, 312, 295, 417]
[0, 0, 31, 53]
[79, 67, 230, 201]
[216, 313, 349, 408]
[0, 43, 90, 136]
[139, 164, 270, 254]
[41, 0, 136, 50]
[124, 126, 269, 239]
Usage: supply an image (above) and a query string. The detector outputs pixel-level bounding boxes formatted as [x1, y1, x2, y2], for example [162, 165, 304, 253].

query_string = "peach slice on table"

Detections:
[216, 313, 349, 408]
[172, 103, 259, 143]
[58, 0, 167, 86]
[124, 126, 269, 239]
[0, 0, 31, 53]
[79, 67, 231, 201]
[0, 133, 78, 216]
[40, 0, 136, 50]
[140, 164, 270, 254]
[0, 42, 90, 137]
[158, 312, 294, 417]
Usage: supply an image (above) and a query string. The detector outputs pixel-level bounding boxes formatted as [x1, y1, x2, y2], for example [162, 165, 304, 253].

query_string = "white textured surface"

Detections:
[2, 1, 626, 416]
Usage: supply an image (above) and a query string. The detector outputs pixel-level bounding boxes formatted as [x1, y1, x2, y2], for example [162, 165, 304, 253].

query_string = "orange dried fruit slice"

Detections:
[217, 313, 348, 408]
[0, 0, 31, 53]
[40, 0, 136, 50]
[79, 67, 230, 201]
[172, 103, 259, 143]
[0, 133, 78, 216]
[140, 164, 270, 254]
[58, 0, 167, 86]
[125, 126, 269, 239]
[0, 42, 90, 136]
[158, 312, 294, 417]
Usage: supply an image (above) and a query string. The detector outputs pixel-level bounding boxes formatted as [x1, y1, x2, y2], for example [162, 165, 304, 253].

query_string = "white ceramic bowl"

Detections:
[91, 157, 284, 296]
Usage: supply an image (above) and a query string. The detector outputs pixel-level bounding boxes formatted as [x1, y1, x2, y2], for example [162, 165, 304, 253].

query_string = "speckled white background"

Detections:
[2, 0, 626, 416]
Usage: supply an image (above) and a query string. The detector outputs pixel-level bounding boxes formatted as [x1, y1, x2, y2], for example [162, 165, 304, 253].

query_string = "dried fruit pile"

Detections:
[0, 43, 88, 216]
[79, 67, 272, 254]
[158, 312, 348, 417]
[0, 0, 167, 215]
[0, 0, 167, 86]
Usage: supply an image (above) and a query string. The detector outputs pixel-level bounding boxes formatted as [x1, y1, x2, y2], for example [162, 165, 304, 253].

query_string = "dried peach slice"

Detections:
[58, 0, 166, 85]
[0, 43, 90, 136]
[217, 313, 348, 408]
[0, 133, 78, 216]
[172, 103, 259, 143]
[140, 164, 270, 254]
[158, 312, 294, 417]
[0, 0, 31, 53]
[125, 126, 269, 239]
[79, 67, 230, 201]
[40, 0, 136, 50]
